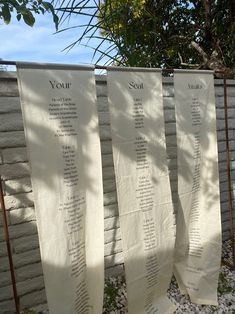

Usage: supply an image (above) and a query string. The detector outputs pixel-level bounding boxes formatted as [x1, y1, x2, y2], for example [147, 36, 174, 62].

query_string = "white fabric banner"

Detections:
[174, 71, 222, 305]
[17, 63, 104, 314]
[107, 68, 176, 314]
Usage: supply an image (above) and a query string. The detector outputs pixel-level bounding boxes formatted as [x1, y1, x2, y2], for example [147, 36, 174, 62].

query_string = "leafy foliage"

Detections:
[218, 272, 235, 294]
[103, 276, 126, 313]
[0, 0, 59, 28]
[57, 0, 235, 70]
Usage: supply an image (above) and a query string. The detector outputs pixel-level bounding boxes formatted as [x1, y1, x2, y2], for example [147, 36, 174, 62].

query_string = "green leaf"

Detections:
[2, 4, 11, 24]
[39, 7, 45, 14]
[42, 1, 53, 11]
[52, 12, 59, 31]
[22, 11, 35, 26]
[17, 6, 30, 15]
[16, 13, 21, 21]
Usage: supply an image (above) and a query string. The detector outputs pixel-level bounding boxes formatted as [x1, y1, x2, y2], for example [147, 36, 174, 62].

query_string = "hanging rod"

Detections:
[0, 59, 229, 74]
[0, 60, 173, 72]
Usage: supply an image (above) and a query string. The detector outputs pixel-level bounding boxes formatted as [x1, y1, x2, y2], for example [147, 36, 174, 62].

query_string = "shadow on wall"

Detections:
[0, 71, 119, 313]
[0, 71, 227, 313]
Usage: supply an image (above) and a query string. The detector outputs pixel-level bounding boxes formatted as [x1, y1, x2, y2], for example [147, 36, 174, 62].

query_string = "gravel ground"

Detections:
[26, 240, 235, 314]
[103, 240, 235, 314]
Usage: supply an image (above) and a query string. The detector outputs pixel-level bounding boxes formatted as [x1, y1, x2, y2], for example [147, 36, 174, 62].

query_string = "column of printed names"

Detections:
[107, 68, 176, 314]
[174, 70, 222, 305]
[17, 63, 104, 314]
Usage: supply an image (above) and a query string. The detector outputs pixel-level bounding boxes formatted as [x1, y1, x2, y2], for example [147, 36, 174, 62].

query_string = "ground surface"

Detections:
[24, 240, 235, 314]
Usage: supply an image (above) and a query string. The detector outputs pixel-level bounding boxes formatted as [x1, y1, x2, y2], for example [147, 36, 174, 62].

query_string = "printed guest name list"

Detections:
[17, 64, 104, 314]
[174, 70, 222, 306]
[108, 68, 176, 314]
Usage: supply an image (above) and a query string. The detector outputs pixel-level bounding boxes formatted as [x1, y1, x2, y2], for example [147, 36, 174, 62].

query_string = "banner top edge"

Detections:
[16, 61, 94, 71]
[106, 66, 162, 73]
[174, 69, 214, 74]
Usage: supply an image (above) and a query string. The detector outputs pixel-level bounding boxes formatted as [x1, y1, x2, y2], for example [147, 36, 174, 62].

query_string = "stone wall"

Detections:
[0, 71, 234, 313]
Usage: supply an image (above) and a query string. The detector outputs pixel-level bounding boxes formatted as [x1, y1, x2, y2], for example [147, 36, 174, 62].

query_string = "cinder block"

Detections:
[0, 210, 9, 228]
[9, 207, 35, 225]
[216, 96, 235, 108]
[222, 229, 231, 240]
[222, 219, 235, 232]
[168, 159, 177, 170]
[100, 140, 113, 155]
[4, 192, 34, 210]
[104, 216, 120, 231]
[0, 271, 11, 288]
[0, 113, 23, 132]
[103, 179, 116, 194]
[219, 161, 235, 172]
[103, 166, 115, 180]
[215, 86, 235, 97]
[217, 129, 235, 141]
[97, 96, 108, 112]
[162, 85, 174, 97]
[0, 163, 30, 180]
[20, 289, 47, 310]
[103, 191, 117, 206]
[216, 119, 235, 131]
[0, 283, 13, 302]
[0, 298, 15, 314]
[165, 135, 177, 147]
[16, 262, 43, 282]
[96, 83, 108, 97]
[105, 228, 121, 244]
[0, 221, 38, 242]
[0, 97, 21, 114]
[164, 109, 176, 123]
[105, 252, 124, 268]
[104, 203, 118, 219]
[216, 108, 235, 120]
[102, 154, 113, 168]
[17, 275, 45, 296]
[218, 151, 228, 163]
[105, 240, 122, 257]
[214, 79, 235, 87]
[95, 74, 106, 82]
[169, 181, 177, 193]
[0, 239, 7, 257]
[219, 169, 235, 182]
[13, 234, 40, 254]
[0, 255, 11, 272]
[163, 97, 175, 110]
[13, 249, 41, 269]
[2, 147, 28, 163]
[0, 80, 19, 97]
[98, 111, 110, 125]
[4, 177, 32, 195]
[28, 303, 48, 313]
[222, 189, 235, 205]
[0, 131, 26, 148]
[99, 124, 111, 140]
[105, 264, 124, 278]
[166, 147, 177, 158]
[165, 122, 176, 136]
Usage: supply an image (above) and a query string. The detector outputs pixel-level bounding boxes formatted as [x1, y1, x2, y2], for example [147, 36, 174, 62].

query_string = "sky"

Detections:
[0, 10, 109, 67]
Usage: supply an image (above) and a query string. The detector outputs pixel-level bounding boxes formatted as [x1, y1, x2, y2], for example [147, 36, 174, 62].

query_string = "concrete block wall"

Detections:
[0, 71, 234, 313]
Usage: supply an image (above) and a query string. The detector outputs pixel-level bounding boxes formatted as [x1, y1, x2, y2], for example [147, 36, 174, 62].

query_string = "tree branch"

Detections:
[190, 41, 208, 63]
[177, 52, 200, 68]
